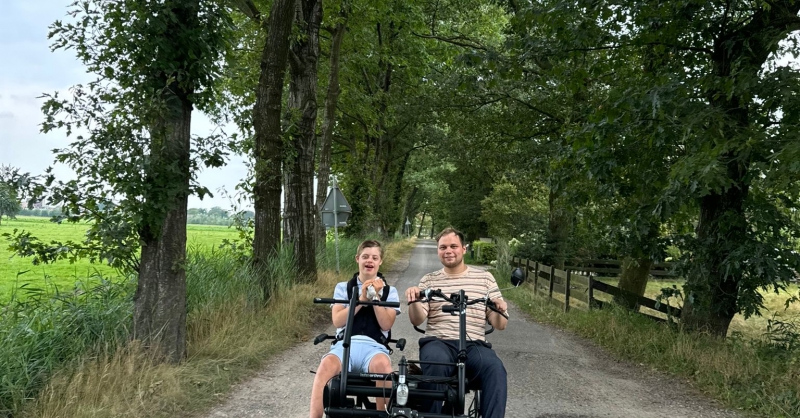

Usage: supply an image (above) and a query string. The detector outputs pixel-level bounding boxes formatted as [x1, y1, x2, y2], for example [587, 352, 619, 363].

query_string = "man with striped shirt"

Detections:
[406, 227, 509, 418]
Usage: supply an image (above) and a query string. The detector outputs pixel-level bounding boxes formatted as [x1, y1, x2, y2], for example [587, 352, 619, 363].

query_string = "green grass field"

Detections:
[0, 216, 238, 302]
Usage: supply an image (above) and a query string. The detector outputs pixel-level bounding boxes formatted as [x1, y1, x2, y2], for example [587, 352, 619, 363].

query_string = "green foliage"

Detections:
[0, 245, 299, 416]
[471, 241, 497, 264]
[217, 209, 258, 265]
[0, 184, 21, 224]
[481, 176, 548, 242]
[16, 208, 63, 218]
[186, 249, 272, 313]
[498, 272, 800, 418]
[468, 0, 800, 331]
[0, 165, 44, 208]
[316, 235, 362, 274]
[764, 316, 800, 352]
[26, 0, 235, 272]
[0, 277, 134, 416]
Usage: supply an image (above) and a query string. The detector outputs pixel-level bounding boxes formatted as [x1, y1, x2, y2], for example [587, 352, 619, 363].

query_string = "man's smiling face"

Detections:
[437, 232, 466, 269]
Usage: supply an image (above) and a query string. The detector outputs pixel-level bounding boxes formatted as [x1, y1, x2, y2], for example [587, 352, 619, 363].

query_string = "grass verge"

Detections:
[11, 237, 415, 418]
[495, 273, 800, 418]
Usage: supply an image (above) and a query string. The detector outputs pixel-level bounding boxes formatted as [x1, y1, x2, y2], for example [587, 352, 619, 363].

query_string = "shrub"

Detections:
[472, 241, 497, 264]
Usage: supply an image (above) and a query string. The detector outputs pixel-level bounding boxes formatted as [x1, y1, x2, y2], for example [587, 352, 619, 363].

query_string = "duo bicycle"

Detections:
[312, 269, 524, 418]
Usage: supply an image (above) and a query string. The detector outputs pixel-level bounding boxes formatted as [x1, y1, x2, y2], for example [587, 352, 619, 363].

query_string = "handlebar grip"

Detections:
[485, 300, 509, 319]
[313, 333, 331, 345]
[314, 298, 344, 304]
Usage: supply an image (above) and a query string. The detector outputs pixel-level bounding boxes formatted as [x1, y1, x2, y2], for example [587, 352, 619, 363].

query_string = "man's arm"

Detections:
[485, 272, 509, 330]
[487, 297, 508, 330]
[405, 286, 429, 327]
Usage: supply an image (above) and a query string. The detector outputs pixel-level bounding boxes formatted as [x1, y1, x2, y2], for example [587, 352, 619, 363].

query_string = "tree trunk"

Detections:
[682, 157, 748, 336]
[284, 0, 322, 283]
[417, 210, 426, 238]
[385, 151, 410, 237]
[546, 188, 570, 270]
[252, 0, 296, 286]
[614, 257, 654, 310]
[315, 17, 346, 246]
[133, 93, 192, 364]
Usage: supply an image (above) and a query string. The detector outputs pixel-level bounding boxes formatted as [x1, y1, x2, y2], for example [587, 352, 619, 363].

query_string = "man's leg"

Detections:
[310, 354, 342, 418]
[419, 338, 456, 413]
[465, 344, 507, 418]
[368, 353, 392, 412]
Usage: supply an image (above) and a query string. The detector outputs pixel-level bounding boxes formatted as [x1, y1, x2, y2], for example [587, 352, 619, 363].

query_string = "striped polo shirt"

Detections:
[418, 266, 505, 342]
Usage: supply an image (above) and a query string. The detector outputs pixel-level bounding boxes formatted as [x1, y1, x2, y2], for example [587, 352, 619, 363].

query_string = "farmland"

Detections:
[0, 216, 238, 302]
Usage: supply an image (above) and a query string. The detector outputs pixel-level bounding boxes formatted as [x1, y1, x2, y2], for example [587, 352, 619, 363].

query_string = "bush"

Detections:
[472, 241, 497, 264]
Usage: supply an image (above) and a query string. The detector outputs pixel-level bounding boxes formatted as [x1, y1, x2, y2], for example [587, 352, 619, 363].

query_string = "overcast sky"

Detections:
[0, 1, 250, 210]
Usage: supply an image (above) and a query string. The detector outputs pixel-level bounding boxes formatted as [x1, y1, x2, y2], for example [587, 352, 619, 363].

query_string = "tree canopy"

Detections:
[9, 0, 799, 355]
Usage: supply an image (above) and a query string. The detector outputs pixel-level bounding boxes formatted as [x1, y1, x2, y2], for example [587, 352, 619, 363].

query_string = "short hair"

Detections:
[357, 239, 384, 258]
[435, 227, 466, 246]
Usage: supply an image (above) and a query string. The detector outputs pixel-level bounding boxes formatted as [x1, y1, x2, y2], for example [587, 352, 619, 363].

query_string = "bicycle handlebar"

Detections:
[411, 289, 508, 318]
[313, 297, 401, 308]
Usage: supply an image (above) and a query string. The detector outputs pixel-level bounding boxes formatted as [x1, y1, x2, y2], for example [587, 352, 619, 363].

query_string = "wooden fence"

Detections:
[565, 259, 677, 278]
[511, 257, 682, 323]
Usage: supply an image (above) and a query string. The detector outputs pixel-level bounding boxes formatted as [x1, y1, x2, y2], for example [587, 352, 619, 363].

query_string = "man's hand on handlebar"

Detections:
[489, 297, 508, 314]
[405, 286, 423, 304]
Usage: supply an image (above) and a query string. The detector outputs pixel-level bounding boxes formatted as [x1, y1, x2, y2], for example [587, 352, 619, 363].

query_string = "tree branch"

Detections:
[563, 42, 713, 55]
[504, 94, 563, 122]
[410, 31, 488, 51]
[228, 0, 261, 22]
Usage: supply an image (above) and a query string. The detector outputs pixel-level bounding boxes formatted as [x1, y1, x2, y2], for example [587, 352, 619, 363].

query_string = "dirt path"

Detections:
[203, 240, 742, 418]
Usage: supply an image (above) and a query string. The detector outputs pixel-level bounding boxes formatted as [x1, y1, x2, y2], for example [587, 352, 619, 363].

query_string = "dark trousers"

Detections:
[418, 337, 507, 418]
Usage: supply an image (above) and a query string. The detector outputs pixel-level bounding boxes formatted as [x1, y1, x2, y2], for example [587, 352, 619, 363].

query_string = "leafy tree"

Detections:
[208, 206, 229, 218]
[598, 1, 800, 336]
[10, 0, 233, 363]
[0, 165, 44, 208]
[0, 183, 21, 225]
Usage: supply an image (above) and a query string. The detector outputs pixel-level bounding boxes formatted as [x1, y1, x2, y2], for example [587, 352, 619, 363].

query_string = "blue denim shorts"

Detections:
[325, 335, 390, 373]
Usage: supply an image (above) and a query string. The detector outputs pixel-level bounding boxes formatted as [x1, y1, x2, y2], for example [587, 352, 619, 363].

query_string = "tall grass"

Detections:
[8, 237, 414, 418]
[316, 237, 361, 274]
[495, 272, 800, 418]
[0, 277, 134, 416]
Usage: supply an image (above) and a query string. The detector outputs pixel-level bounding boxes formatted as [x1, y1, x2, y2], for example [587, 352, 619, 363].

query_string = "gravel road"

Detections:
[204, 240, 742, 418]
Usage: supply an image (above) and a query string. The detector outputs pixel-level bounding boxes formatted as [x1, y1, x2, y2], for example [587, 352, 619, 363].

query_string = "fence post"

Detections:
[533, 262, 539, 295]
[548, 265, 555, 300]
[564, 270, 571, 313]
[588, 276, 594, 310]
[522, 259, 528, 281]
